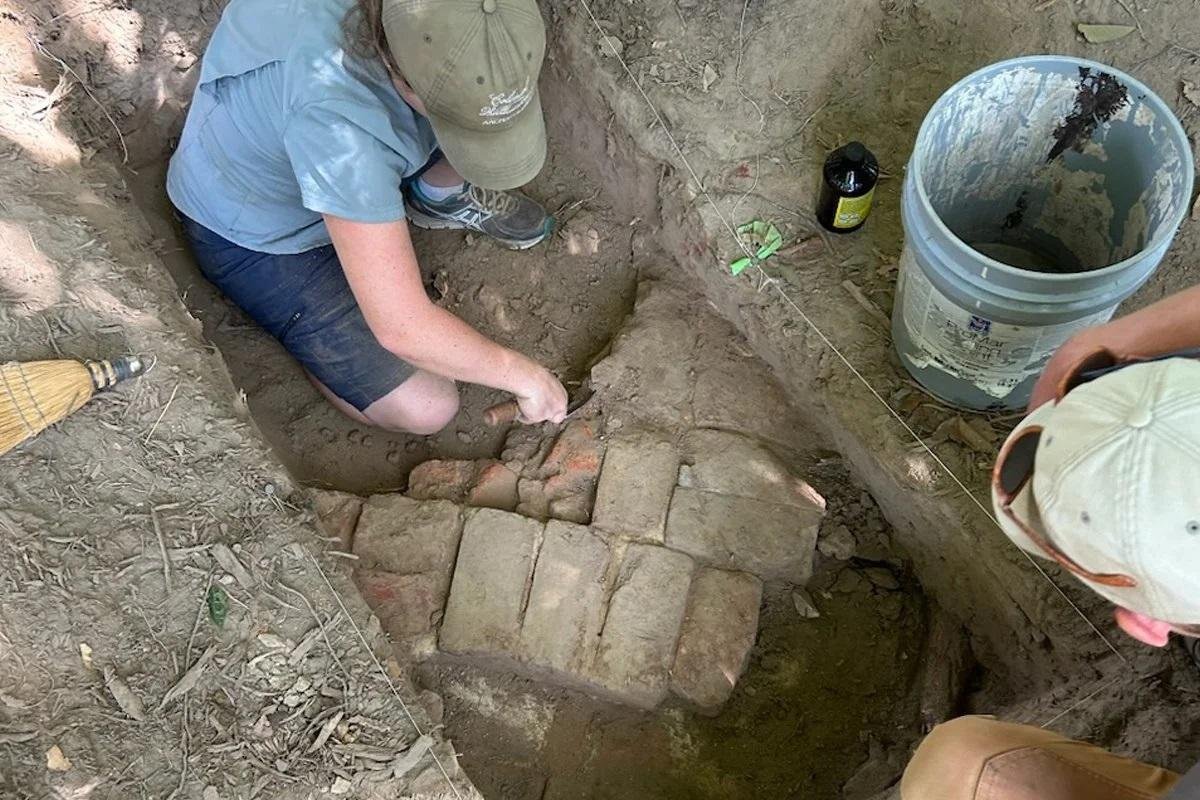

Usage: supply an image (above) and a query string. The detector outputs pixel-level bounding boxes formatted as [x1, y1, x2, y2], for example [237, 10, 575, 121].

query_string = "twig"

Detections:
[149, 506, 171, 593]
[735, 0, 767, 134]
[27, 36, 129, 164]
[144, 382, 180, 445]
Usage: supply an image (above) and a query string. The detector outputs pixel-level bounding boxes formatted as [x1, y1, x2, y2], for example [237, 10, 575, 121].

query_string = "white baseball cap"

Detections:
[991, 357, 1200, 623]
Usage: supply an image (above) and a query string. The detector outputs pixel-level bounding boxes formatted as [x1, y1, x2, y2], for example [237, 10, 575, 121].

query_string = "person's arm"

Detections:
[1030, 284, 1200, 408]
[325, 214, 568, 423]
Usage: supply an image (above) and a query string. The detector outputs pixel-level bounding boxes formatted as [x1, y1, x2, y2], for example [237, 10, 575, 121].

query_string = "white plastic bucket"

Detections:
[893, 56, 1194, 410]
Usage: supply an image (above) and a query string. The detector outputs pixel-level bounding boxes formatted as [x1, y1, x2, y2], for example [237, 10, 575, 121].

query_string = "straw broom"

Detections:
[0, 356, 144, 457]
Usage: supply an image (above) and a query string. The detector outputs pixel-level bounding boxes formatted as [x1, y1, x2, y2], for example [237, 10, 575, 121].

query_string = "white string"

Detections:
[306, 550, 465, 799]
[575, 0, 1127, 666]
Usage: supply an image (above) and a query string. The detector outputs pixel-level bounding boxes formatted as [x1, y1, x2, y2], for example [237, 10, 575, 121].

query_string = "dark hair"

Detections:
[343, 0, 400, 76]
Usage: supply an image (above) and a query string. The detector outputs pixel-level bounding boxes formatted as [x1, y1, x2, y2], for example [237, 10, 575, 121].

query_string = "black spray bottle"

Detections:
[816, 141, 879, 234]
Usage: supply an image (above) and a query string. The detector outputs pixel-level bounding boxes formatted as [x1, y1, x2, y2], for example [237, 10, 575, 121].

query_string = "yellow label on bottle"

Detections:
[833, 187, 875, 229]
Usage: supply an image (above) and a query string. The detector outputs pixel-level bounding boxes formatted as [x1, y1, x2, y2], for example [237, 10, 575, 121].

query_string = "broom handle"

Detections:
[85, 356, 145, 391]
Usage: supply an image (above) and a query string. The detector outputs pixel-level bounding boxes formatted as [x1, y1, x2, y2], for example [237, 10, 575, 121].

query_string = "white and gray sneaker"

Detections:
[405, 181, 555, 250]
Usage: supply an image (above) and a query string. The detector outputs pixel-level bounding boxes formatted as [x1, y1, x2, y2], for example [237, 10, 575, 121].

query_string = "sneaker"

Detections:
[405, 181, 555, 250]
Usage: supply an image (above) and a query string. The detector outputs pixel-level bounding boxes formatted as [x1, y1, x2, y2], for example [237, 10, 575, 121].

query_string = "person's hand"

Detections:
[1028, 329, 1116, 411]
[514, 362, 568, 424]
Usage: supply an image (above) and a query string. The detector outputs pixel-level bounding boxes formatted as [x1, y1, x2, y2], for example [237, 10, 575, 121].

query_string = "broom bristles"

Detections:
[0, 359, 115, 456]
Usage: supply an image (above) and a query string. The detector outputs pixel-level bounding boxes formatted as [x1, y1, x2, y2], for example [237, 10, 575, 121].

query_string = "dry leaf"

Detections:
[1077, 23, 1135, 44]
[1184, 81, 1200, 109]
[702, 63, 718, 92]
[158, 645, 214, 711]
[1192, 194, 1200, 222]
[46, 745, 72, 772]
[104, 668, 147, 721]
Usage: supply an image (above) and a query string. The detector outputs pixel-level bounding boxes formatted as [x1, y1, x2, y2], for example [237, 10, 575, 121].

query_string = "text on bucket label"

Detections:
[896, 253, 1114, 399]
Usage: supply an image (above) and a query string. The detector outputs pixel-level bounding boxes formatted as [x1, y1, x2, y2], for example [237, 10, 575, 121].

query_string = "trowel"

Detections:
[483, 375, 595, 427]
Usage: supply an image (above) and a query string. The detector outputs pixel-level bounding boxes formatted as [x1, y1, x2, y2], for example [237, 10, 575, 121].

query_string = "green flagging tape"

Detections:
[729, 220, 782, 276]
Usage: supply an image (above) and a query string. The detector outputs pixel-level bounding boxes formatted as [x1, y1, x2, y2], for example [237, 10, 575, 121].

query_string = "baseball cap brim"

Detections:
[991, 402, 1057, 559]
[427, 90, 547, 191]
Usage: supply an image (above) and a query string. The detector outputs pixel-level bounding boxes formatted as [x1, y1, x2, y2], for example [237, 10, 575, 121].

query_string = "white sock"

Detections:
[417, 177, 465, 201]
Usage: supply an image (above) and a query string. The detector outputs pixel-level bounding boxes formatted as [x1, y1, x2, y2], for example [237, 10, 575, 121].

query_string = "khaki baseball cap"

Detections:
[382, 0, 547, 190]
[991, 357, 1200, 623]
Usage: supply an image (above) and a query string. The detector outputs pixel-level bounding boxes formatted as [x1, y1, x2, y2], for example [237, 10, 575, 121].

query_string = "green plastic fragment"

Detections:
[730, 220, 782, 276]
[207, 585, 229, 628]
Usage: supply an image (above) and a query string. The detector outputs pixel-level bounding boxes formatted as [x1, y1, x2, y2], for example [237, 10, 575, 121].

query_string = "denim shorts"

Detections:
[178, 215, 415, 411]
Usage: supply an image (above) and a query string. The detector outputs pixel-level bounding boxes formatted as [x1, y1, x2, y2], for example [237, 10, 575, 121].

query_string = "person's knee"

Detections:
[901, 716, 1014, 799]
[362, 373, 460, 435]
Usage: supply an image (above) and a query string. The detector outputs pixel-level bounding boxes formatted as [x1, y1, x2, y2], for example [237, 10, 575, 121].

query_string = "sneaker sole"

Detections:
[405, 205, 549, 251]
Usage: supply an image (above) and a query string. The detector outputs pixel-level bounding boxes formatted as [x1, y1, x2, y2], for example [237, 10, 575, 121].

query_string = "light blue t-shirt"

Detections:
[166, 0, 439, 254]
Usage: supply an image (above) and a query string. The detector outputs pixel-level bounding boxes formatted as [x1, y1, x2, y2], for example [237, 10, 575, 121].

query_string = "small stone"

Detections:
[330, 777, 352, 795]
[818, 524, 857, 560]
[46, 745, 71, 772]
[457, 431, 472, 444]
[865, 568, 901, 591]
[203, 787, 221, 800]
[791, 588, 821, 619]
[386, 450, 402, 466]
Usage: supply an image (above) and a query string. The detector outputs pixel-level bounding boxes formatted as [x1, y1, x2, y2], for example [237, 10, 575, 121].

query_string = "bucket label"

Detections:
[834, 188, 874, 229]
[897, 256, 1115, 400]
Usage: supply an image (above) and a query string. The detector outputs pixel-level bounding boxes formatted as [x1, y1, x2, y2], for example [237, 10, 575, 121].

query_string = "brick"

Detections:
[592, 436, 680, 543]
[670, 568, 762, 713]
[693, 361, 808, 453]
[311, 490, 364, 551]
[408, 459, 476, 502]
[354, 569, 446, 641]
[353, 495, 463, 577]
[541, 420, 604, 525]
[439, 509, 543, 656]
[590, 544, 694, 708]
[664, 487, 821, 583]
[520, 521, 611, 674]
[467, 462, 519, 512]
[680, 430, 826, 511]
[516, 477, 550, 520]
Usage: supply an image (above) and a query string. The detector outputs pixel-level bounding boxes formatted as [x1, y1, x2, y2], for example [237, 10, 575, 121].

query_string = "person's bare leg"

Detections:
[420, 157, 464, 188]
[307, 369, 460, 435]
